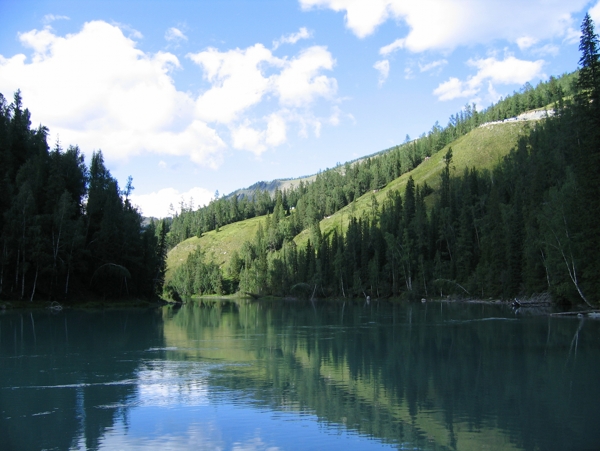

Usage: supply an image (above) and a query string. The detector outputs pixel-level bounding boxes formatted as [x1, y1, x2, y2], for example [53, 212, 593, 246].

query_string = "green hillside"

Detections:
[166, 215, 264, 283]
[166, 118, 536, 282]
[296, 120, 533, 246]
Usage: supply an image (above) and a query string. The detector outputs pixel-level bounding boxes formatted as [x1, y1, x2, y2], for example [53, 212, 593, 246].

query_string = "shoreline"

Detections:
[2, 292, 598, 318]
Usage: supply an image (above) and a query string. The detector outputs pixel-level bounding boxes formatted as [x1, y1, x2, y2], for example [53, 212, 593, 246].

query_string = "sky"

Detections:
[1, 0, 598, 218]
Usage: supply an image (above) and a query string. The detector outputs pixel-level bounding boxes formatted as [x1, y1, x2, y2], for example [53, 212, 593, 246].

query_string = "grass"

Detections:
[167, 119, 535, 276]
[165, 215, 266, 283]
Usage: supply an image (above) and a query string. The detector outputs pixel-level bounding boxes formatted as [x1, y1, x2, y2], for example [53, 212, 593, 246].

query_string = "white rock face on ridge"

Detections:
[479, 109, 554, 128]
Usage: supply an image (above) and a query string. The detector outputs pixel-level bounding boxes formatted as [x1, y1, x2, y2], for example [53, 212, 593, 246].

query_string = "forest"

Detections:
[0, 92, 167, 302]
[1, 15, 598, 306]
[166, 15, 599, 306]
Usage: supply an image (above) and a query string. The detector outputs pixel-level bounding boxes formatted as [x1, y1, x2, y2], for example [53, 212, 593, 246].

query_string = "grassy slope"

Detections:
[165, 215, 265, 283]
[295, 120, 532, 246]
[166, 120, 534, 280]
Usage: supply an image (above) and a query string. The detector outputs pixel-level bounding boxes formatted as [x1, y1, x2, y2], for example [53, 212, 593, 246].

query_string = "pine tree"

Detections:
[577, 13, 600, 107]
[574, 14, 600, 302]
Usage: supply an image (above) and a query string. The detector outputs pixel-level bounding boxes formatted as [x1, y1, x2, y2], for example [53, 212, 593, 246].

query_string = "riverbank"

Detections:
[4, 291, 598, 318]
[0, 297, 161, 312]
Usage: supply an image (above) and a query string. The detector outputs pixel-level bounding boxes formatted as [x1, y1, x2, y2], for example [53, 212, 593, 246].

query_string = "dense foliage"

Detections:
[0, 94, 166, 302]
[168, 16, 599, 305]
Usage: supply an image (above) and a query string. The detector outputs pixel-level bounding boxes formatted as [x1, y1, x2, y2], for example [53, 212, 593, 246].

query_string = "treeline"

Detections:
[168, 16, 598, 305]
[166, 71, 575, 250]
[0, 91, 167, 301]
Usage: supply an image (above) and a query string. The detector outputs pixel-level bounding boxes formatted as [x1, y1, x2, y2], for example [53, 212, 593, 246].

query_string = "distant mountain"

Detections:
[228, 174, 317, 199]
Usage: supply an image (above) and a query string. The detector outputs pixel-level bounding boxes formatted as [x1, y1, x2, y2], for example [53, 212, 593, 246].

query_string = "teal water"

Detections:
[1, 300, 599, 451]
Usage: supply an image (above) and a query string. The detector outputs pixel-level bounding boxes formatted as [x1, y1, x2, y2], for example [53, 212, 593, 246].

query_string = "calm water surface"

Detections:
[1, 300, 599, 451]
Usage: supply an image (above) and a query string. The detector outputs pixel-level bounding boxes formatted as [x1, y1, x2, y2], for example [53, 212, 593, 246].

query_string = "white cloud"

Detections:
[516, 36, 538, 50]
[433, 56, 545, 101]
[189, 44, 336, 122]
[266, 114, 287, 146]
[300, 0, 391, 38]
[112, 22, 143, 40]
[42, 14, 70, 24]
[0, 21, 226, 164]
[563, 26, 581, 45]
[327, 105, 352, 126]
[165, 27, 187, 42]
[486, 81, 501, 103]
[274, 46, 337, 106]
[419, 59, 447, 73]
[17, 27, 57, 58]
[590, 1, 600, 25]
[189, 44, 278, 124]
[231, 121, 268, 155]
[434, 77, 478, 102]
[0, 20, 340, 167]
[469, 56, 545, 85]
[373, 59, 389, 86]
[301, 0, 588, 53]
[130, 186, 213, 218]
[273, 27, 312, 50]
[231, 113, 287, 155]
[530, 44, 560, 57]
[380, 38, 404, 56]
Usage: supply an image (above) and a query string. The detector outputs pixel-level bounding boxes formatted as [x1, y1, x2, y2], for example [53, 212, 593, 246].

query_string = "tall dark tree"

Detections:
[573, 14, 600, 300]
[577, 13, 600, 106]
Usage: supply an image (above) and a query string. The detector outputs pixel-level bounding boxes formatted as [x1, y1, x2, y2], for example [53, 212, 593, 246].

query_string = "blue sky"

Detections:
[1, 0, 598, 217]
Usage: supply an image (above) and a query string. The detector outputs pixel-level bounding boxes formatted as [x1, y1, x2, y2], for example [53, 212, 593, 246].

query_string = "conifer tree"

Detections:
[577, 13, 600, 107]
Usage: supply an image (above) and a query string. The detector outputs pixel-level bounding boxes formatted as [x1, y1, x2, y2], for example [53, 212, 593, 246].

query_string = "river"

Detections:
[1, 300, 599, 450]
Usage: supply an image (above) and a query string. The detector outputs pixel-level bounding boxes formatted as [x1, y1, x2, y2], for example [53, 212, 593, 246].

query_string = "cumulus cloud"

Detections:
[433, 56, 545, 101]
[0, 20, 340, 165]
[190, 44, 338, 117]
[274, 46, 337, 106]
[470, 56, 545, 85]
[301, 0, 587, 53]
[165, 27, 187, 42]
[190, 44, 276, 123]
[0, 21, 223, 163]
[273, 27, 312, 49]
[130, 186, 213, 218]
[373, 59, 389, 86]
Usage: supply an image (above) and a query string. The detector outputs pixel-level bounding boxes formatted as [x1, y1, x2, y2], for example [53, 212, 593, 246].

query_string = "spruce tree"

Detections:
[575, 14, 600, 302]
[577, 13, 600, 106]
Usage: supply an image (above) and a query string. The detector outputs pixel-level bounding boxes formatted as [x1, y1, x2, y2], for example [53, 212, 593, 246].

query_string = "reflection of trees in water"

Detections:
[166, 300, 600, 451]
[0, 310, 164, 451]
[1, 303, 598, 451]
